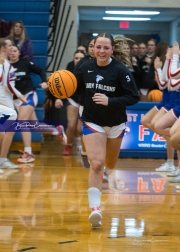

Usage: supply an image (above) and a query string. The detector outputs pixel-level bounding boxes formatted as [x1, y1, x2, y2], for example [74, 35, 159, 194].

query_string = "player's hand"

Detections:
[172, 41, 180, 55]
[92, 93, 108, 106]
[54, 99, 63, 109]
[154, 57, 162, 69]
[40, 82, 48, 89]
[19, 95, 28, 104]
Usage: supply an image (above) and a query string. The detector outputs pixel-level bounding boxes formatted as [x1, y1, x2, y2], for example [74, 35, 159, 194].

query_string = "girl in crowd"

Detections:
[7, 21, 34, 61]
[74, 33, 139, 227]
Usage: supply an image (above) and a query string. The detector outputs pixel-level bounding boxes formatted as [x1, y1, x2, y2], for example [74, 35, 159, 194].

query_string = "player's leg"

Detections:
[0, 105, 17, 170]
[63, 104, 79, 155]
[141, 106, 158, 130]
[83, 128, 107, 227]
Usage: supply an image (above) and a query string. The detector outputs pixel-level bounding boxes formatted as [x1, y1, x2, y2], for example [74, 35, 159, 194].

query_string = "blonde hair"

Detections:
[113, 35, 134, 69]
[8, 21, 26, 49]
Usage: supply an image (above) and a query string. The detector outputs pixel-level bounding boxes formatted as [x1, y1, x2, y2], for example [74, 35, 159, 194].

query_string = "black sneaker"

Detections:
[81, 154, 90, 169]
[102, 170, 108, 183]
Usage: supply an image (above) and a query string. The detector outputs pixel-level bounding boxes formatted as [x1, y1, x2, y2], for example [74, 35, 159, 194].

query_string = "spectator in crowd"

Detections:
[138, 42, 147, 59]
[139, 39, 157, 100]
[131, 43, 139, 57]
[7, 21, 34, 61]
[66, 44, 87, 73]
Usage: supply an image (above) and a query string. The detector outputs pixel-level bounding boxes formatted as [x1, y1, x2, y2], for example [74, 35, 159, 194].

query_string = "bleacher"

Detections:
[0, 0, 50, 152]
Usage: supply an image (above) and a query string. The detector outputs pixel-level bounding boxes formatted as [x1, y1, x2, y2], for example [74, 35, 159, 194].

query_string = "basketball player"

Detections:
[73, 38, 95, 169]
[0, 104, 18, 174]
[153, 41, 180, 179]
[63, 50, 86, 156]
[141, 46, 179, 172]
[74, 33, 139, 227]
[8, 45, 67, 163]
[0, 38, 27, 169]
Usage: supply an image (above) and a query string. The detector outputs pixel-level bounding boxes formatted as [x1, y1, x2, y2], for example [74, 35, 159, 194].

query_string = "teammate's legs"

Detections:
[63, 105, 79, 155]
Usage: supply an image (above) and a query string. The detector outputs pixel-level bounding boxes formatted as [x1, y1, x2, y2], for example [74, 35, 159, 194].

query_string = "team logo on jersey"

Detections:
[96, 75, 104, 83]
[9, 71, 16, 80]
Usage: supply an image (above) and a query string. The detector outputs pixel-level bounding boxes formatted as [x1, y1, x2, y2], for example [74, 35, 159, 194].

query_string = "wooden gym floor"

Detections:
[0, 137, 180, 252]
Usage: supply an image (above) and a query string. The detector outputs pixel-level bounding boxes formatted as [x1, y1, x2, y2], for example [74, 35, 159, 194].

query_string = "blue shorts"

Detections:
[163, 91, 179, 112]
[171, 106, 180, 119]
[14, 91, 38, 111]
[82, 121, 126, 138]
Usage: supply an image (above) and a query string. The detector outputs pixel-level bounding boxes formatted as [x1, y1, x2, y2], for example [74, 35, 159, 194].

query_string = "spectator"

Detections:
[0, 20, 14, 38]
[66, 44, 87, 72]
[138, 42, 147, 59]
[139, 39, 157, 101]
[7, 21, 34, 61]
[131, 43, 139, 57]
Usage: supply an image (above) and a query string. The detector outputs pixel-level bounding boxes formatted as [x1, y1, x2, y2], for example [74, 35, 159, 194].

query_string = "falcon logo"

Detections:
[96, 75, 104, 83]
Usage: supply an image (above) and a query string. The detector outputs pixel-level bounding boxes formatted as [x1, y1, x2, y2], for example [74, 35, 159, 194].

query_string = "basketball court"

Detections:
[0, 137, 179, 251]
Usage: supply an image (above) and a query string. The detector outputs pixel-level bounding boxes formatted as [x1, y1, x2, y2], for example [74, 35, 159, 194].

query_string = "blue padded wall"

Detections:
[0, 0, 50, 144]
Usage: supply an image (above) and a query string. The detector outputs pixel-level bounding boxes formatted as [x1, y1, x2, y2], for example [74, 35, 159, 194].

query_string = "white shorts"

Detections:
[0, 105, 17, 120]
[0, 86, 14, 109]
[82, 121, 126, 138]
[67, 98, 79, 108]
[79, 105, 84, 117]
[140, 88, 149, 96]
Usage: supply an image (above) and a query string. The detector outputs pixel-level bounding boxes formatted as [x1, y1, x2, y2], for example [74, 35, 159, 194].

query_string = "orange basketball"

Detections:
[147, 90, 162, 102]
[47, 70, 77, 99]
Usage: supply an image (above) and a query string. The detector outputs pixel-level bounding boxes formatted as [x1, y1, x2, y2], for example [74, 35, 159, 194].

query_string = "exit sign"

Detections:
[119, 21, 129, 29]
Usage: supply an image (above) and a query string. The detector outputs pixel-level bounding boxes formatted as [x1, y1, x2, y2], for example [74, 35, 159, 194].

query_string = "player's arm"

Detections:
[108, 68, 139, 107]
[154, 57, 168, 90]
[170, 41, 180, 79]
[29, 61, 47, 82]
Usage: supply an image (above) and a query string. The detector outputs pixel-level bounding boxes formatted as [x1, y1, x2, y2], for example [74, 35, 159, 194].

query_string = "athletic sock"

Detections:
[88, 187, 102, 209]
[167, 159, 174, 167]
[0, 158, 7, 163]
[24, 147, 32, 154]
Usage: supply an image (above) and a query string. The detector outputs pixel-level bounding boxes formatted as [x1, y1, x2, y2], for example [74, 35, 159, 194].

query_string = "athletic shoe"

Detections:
[89, 207, 102, 228]
[17, 151, 35, 163]
[155, 162, 175, 172]
[176, 185, 180, 190]
[0, 159, 19, 169]
[56, 125, 67, 145]
[0, 169, 3, 174]
[63, 145, 72, 155]
[81, 154, 90, 169]
[102, 170, 108, 183]
[169, 176, 180, 183]
[167, 169, 180, 177]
